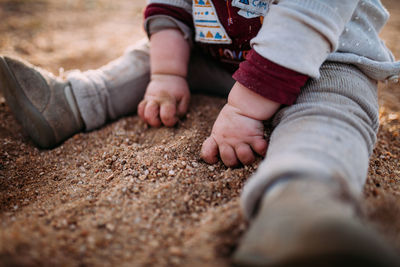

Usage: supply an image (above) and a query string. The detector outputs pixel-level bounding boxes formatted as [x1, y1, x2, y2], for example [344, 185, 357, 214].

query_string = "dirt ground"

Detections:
[0, 0, 399, 266]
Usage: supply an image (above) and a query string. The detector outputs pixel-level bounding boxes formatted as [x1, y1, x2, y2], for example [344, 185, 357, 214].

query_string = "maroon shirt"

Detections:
[145, 0, 309, 105]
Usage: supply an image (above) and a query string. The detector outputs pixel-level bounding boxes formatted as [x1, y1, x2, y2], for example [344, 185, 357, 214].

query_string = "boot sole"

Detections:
[0, 56, 56, 148]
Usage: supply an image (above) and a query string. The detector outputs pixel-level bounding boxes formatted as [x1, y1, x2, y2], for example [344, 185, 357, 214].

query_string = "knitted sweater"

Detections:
[144, 0, 400, 103]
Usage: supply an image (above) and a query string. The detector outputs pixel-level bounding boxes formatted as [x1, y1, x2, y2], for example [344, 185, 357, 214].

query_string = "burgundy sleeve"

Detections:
[232, 49, 309, 105]
[144, 3, 194, 29]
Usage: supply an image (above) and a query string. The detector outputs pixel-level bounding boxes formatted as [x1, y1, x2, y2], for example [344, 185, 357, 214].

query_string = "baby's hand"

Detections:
[138, 74, 190, 127]
[201, 82, 281, 167]
[201, 104, 267, 166]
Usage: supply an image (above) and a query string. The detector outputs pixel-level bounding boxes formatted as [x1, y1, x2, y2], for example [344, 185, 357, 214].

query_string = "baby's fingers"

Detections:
[144, 100, 162, 127]
[235, 143, 255, 165]
[250, 138, 268, 157]
[220, 144, 239, 167]
[177, 94, 190, 117]
[201, 137, 219, 164]
[138, 100, 146, 121]
[160, 101, 178, 127]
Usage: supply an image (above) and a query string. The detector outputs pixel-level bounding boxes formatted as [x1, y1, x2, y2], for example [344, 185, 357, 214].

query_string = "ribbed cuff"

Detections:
[144, 3, 193, 29]
[232, 49, 309, 105]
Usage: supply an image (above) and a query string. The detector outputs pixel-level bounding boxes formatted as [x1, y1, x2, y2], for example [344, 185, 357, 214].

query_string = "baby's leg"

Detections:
[0, 40, 150, 148]
[242, 62, 379, 216]
[234, 63, 399, 266]
[68, 39, 150, 131]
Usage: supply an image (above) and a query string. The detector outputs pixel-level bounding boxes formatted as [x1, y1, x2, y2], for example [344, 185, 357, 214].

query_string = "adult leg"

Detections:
[234, 62, 399, 266]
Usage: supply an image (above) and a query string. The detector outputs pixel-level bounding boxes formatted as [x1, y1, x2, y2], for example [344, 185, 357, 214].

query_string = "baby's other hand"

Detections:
[201, 104, 267, 167]
[138, 74, 190, 127]
[201, 82, 281, 167]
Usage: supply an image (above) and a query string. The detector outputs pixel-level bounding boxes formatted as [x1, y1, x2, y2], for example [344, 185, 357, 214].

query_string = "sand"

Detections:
[0, 0, 399, 266]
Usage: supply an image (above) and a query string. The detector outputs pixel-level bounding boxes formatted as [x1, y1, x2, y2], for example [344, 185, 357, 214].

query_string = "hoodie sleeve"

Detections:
[144, 0, 194, 42]
[233, 0, 359, 105]
[251, 0, 360, 78]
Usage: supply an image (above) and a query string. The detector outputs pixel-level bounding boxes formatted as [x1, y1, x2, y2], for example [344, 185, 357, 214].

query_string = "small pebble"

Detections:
[106, 223, 115, 232]
[106, 174, 114, 182]
[169, 246, 184, 256]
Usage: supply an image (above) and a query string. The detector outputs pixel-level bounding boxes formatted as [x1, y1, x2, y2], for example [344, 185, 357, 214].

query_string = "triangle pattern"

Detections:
[193, 0, 232, 44]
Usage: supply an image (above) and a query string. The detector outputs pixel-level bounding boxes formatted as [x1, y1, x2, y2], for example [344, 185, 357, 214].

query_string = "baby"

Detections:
[1, 0, 400, 265]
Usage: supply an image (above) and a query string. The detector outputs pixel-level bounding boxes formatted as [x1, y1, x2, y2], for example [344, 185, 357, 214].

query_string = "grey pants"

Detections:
[67, 40, 379, 219]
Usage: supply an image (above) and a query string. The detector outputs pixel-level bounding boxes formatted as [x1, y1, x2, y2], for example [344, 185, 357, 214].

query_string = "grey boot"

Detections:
[0, 56, 84, 148]
[233, 178, 400, 267]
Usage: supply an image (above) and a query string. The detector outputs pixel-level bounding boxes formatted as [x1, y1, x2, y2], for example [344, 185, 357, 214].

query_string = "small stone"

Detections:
[388, 113, 399, 120]
[106, 173, 114, 182]
[183, 194, 190, 202]
[169, 246, 184, 256]
[149, 240, 159, 247]
[168, 170, 175, 176]
[106, 223, 115, 232]
[208, 166, 215, 171]
[132, 186, 140, 193]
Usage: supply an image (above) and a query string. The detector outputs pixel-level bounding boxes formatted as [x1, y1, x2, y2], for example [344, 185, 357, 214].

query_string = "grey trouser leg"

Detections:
[67, 41, 234, 131]
[241, 62, 380, 219]
[68, 39, 151, 131]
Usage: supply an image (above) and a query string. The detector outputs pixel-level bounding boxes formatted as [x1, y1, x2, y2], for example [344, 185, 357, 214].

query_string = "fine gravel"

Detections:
[0, 0, 399, 266]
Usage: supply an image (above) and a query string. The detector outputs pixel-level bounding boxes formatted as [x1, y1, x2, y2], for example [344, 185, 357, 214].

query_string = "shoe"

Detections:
[0, 56, 84, 148]
[233, 178, 400, 267]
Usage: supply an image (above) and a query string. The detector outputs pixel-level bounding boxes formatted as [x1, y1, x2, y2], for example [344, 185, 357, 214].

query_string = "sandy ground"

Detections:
[0, 0, 399, 266]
